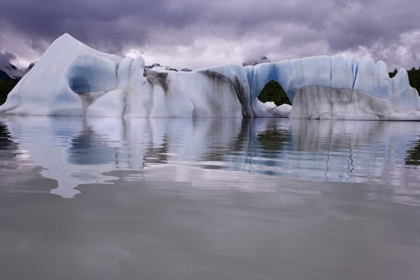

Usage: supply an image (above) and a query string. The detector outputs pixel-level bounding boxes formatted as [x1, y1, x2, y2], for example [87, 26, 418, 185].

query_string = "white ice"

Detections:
[1, 34, 420, 120]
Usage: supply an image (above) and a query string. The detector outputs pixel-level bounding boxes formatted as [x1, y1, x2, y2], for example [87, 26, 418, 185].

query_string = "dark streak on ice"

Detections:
[200, 70, 253, 118]
[144, 69, 170, 94]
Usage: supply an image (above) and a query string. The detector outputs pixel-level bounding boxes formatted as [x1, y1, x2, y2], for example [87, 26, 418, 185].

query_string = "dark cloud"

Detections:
[325, 1, 420, 51]
[0, 0, 420, 69]
[0, 51, 16, 67]
[0, 0, 201, 53]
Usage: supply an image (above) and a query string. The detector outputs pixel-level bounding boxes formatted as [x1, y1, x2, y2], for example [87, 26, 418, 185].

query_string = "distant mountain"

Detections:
[0, 69, 11, 79]
[22, 62, 35, 75]
[0, 62, 36, 79]
[0, 63, 24, 79]
[145, 63, 179, 72]
[242, 56, 271, 66]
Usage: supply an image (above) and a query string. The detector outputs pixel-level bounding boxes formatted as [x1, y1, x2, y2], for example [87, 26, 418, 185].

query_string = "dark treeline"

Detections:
[0, 78, 19, 105]
[2, 67, 420, 106]
[258, 81, 292, 105]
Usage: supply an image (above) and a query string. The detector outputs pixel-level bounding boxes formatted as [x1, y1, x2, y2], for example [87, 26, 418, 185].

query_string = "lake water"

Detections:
[1, 116, 420, 279]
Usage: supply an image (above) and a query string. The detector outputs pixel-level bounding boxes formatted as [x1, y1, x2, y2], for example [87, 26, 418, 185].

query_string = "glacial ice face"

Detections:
[244, 55, 420, 119]
[1, 34, 420, 120]
[0, 34, 250, 118]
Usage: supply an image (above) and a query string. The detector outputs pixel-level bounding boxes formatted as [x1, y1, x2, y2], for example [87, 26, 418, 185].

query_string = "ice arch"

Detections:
[1, 34, 420, 120]
[239, 55, 420, 119]
[257, 81, 291, 106]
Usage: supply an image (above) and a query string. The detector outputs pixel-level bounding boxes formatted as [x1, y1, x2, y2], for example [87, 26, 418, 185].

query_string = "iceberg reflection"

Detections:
[0, 117, 419, 198]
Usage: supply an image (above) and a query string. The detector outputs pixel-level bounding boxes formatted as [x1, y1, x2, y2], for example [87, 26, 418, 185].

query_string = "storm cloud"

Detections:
[0, 0, 419, 70]
[0, 51, 16, 67]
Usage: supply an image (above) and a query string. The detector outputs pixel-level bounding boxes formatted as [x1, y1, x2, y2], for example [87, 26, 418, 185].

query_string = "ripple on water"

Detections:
[0, 117, 419, 201]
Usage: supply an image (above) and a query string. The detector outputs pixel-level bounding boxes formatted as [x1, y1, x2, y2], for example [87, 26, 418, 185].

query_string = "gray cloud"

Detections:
[0, 51, 16, 67]
[0, 0, 419, 69]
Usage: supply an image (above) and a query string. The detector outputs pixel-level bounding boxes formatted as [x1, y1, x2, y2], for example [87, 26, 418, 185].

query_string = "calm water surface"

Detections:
[1, 117, 420, 279]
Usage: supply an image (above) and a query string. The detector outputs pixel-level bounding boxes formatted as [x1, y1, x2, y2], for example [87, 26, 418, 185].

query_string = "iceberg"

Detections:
[1, 34, 420, 120]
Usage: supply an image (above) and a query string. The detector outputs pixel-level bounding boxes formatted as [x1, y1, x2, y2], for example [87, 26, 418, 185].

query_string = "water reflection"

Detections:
[0, 121, 16, 157]
[68, 126, 118, 165]
[0, 120, 46, 192]
[0, 117, 419, 199]
[406, 137, 420, 166]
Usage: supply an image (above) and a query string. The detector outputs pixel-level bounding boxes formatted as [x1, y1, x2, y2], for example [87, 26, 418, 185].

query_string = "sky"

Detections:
[1, 0, 420, 70]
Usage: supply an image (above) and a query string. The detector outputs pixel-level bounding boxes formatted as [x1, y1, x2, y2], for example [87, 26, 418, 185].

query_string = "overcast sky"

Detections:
[1, 0, 420, 70]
